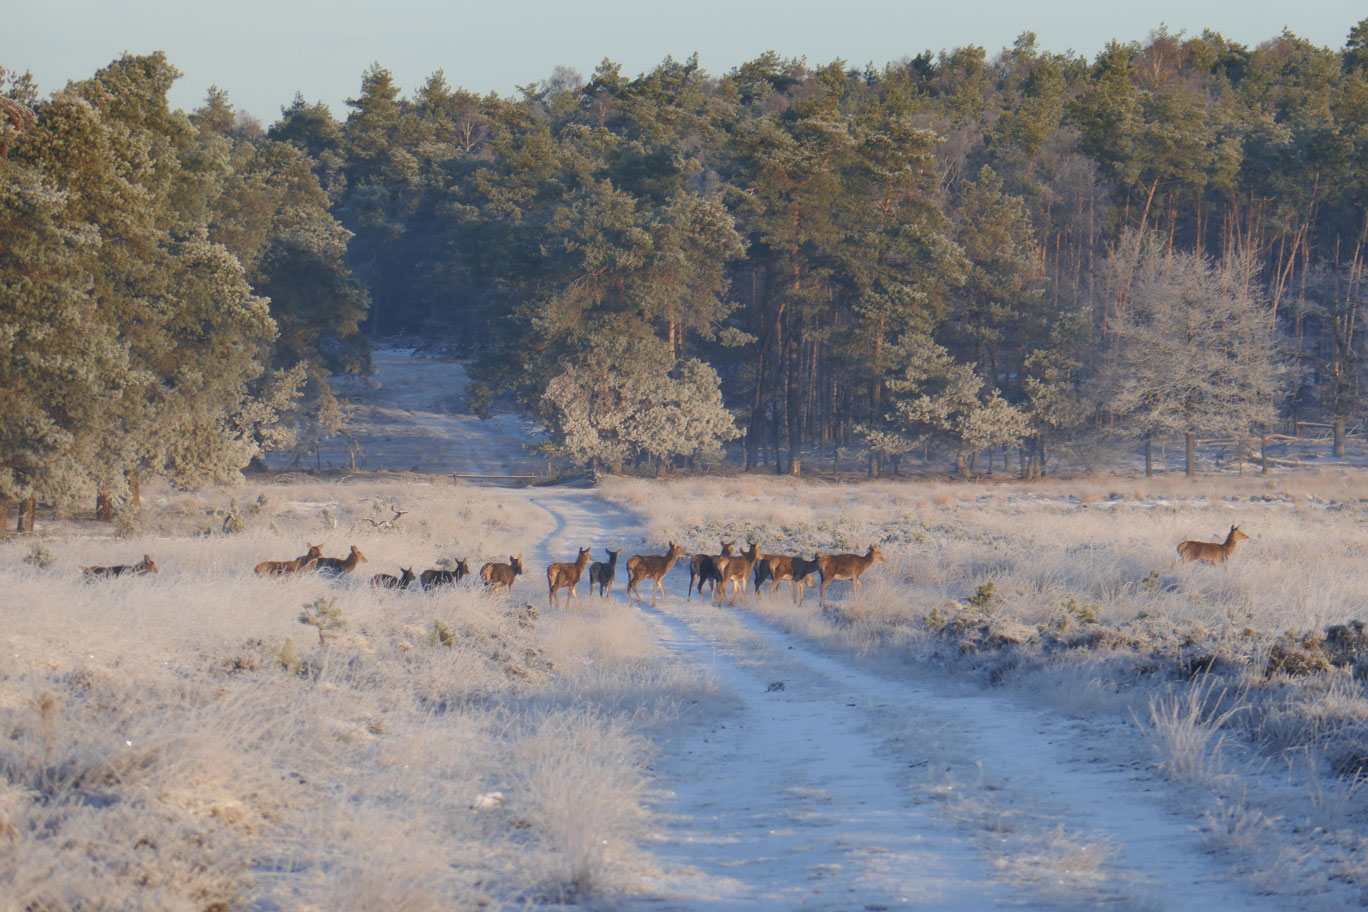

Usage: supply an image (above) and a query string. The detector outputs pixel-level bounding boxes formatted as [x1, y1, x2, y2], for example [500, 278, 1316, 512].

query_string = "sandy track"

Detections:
[515, 489, 1283, 911]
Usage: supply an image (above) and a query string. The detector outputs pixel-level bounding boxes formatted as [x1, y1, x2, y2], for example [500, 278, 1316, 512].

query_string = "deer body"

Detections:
[82, 554, 158, 579]
[420, 559, 470, 589]
[480, 555, 523, 594]
[817, 544, 886, 605]
[755, 553, 821, 604]
[588, 548, 621, 597]
[1177, 525, 1249, 565]
[373, 567, 417, 589]
[688, 541, 734, 601]
[314, 545, 367, 575]
[547, 547, 592, 607]
[626, 542, 686, 606]
[255, 543, 324, 575]
[714, 541, 760, 607]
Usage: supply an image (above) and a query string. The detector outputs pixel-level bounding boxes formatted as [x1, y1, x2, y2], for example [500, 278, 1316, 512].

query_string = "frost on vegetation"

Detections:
[1145, 678, 1242, 786]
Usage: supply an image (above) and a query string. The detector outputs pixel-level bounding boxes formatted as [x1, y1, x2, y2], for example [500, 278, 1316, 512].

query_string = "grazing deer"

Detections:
[420, 559, 471, 589]
[372, 567, 417, 590]
[547, 546, 593, 608]
[714, 541, 760, 607]
[588, 548, 621, 597]
[626, 541, 687, 607]
[688, 540, 734, 601]
[817, 544, 886, 605]
[82, 554, 158, 579]
[755, 553, 821, 604]
[255, 543, 324, 576]
[1177, 525, 1250, 565]
[480, 555, 523, 594]
[314, 545, 367, 575]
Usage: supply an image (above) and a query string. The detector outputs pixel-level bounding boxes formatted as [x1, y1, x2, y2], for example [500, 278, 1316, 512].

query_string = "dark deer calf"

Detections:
[588, 548, 621, 597]
[372, 567, 417, 589]
[688, 540, 734, 601]
[755, 553, 821, 604]
[420, 559, 471, 589]
[82, 554, 158, 579]
[480, 555, 523, 594]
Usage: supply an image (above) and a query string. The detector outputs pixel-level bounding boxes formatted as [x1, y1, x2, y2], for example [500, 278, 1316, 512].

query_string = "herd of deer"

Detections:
[75, 526, 1253, 603]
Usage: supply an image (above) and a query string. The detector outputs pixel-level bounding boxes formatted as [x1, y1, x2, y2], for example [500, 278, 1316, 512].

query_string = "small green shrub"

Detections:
[429, 620, 456, 648]
[298, 597, 346, 647]
[1139, 569, 1162, 594]
[24, 542, 55, 569]
[272, 639, 302, 674]
[924, 605, 947, 632]
[967, 580, 997, 611]
[247, 493, 269, 515]
[1062, 595, 1100, 624]
[222, 499, 245, 534]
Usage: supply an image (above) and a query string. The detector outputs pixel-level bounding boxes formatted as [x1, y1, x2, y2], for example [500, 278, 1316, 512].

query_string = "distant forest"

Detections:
[3, 21, 1368, 521]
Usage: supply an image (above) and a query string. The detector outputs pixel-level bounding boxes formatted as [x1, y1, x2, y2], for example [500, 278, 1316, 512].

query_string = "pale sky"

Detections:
[7, 0, 1364, 123]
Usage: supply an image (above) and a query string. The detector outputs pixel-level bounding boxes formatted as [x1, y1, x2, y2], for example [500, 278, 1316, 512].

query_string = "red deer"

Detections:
[420, 559, 471, 589]
[817, 544, 886, 605]
[754, 553, 821, 604]
[255, 543, 324, 576]
[480, 555, 523, 594]
[314, 545, 367, 575]
[547, 546, 592, 608]
[626, 542, 686, 607]
[373, 567, 417, 589]
[82, 554, 158, 579]
[588, 548, 621, 597]
[688, 540, 734, 601]
[714, 541, 760, 607]
[1177, 525, 1250, 565]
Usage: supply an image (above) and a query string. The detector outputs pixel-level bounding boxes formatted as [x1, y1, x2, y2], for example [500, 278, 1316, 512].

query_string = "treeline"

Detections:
[298, 23, 1367, 477]
[4, 22, 1368, 521]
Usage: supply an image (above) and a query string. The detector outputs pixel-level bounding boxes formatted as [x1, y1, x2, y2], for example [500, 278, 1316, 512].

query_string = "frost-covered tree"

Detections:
[1098, 234, 1285, 476]
[542, 337, 739, 474]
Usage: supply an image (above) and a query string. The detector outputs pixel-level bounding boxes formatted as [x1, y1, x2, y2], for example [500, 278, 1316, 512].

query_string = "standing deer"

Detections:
[626, 541, 686, 607]
[255, 543, 323, 575]
[314, 545, 368, 576]
[547, 546, 593, 608]
[817, 544, 886, 605]
[1177, 525, 1250, 565]
[754, 553, 821, 604]
[688, 540, 734, 601]
[480, 555, 523, 594]
[420, 559, 471, 589]
[372, 567, 417, 589]
[82, 554, 158, 579]
[714, 541, 760, 607]
[588, 548, 621, 597]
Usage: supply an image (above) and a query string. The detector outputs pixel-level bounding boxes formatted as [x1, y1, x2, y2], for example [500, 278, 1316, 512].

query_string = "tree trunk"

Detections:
[127, 470, 142, 515]
[95, 492, 115, 523]
[0, 500, 7, 532]
[1261, 434, 1270, 475]
[1184, 432, 1196, 478]
[17, 497, 35, 533]
[786, 327, 802, 477]
[1144, 436, 1153, 477]
[1334, 416, 1346, 458]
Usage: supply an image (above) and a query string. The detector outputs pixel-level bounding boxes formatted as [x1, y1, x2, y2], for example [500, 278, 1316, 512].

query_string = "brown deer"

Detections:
[817, 544, 886, 605]
[588, 548, 621, 597]
[754, 553, 821, 604]
[372, 567, 417, 589]
[82, 554, 158, 579]
[255, 543, 324, 575]
[480, 555, 523, 594]
[420, 559, 471, 589]
[1177, 525, 1250, 565]
[688, 540, 734, 601]
[626, 541, 686, 607]
[547, 546, 593, 608]
[714, 541, 761, 606]
[314, 545, 367, 575]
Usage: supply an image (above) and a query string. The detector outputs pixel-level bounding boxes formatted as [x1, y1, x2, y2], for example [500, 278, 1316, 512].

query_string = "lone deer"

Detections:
[255, 543, 324, 576]
[1177, 525, 1250, 565]
[547, 546, 593, 608]
[420, 559, 471, 589]
[626, 541, 686, 607]
[817, 544, 886, 605]
[372, 567, 417, 589]
[688, 540, 734, 601]
[314, 545, 367, 575]
[480, 555, 523, 594]
[754, 553, 821, 604]
[714, 541, 761, 607]
[82, 554, 158, 579]
[588, 548, 621, 597]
